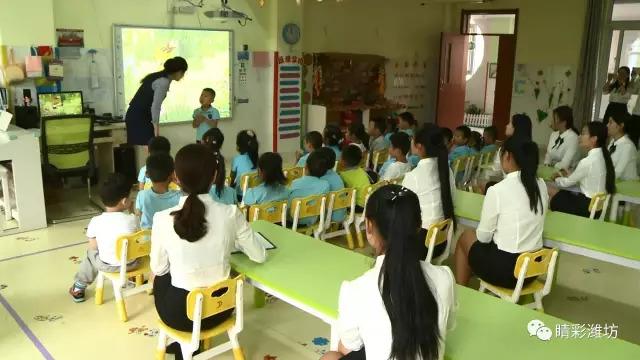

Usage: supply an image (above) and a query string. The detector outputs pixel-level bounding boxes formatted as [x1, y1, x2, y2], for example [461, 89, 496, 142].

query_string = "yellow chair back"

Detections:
[115, 230, 151, 262]
[330, 188, 356, 211]
[225, 176, 231, 187]
[366, 180, 387, 198]
[249, 200, 287, 224]
[425, 219, 452, 248]
[451, 156, 468, 174]
[240, 172, 263, 191]
[284, 167, 304, 186]
[186, 276, 241, 321]
[589, 192, 607, 213]
[291, 194, 326, 218]
[514, 248, 556, 278]
[372, 149, 389, 168]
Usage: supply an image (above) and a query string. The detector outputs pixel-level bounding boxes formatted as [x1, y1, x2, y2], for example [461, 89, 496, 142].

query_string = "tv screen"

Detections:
[38, 92, 83, 118]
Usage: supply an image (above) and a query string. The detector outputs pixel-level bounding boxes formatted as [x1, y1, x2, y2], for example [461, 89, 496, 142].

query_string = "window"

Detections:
[461, 10, 518, 35]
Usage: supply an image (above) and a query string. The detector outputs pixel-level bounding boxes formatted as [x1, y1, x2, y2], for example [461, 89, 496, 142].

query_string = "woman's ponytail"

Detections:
[503, 138, 543, 214]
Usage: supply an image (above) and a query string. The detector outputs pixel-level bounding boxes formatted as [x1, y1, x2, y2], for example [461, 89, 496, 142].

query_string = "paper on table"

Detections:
[0, 110, 13, 131]
[232, 231, 276, 254]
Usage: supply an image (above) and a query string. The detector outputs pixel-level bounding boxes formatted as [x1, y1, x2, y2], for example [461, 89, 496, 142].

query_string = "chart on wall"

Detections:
[114, 26, 232, 123]
[274, 53, 303, 147]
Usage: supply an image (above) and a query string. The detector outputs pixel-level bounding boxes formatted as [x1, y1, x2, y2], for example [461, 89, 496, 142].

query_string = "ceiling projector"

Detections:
[203, 0, 252, 22]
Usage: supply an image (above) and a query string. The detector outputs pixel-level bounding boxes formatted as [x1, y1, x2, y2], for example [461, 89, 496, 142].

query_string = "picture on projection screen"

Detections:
[115, 26, 232, 123]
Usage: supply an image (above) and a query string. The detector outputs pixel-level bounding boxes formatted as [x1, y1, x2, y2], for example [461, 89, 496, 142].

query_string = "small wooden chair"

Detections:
[284, 167, 304, 186]
[424, 219, 453, 265]
[353, 181, 388, 247]
[156, 276, 245, 360]
[240, 172, 263, 196]
[323, 188, 358, 248]
[95, 230, 152, 322]
[451, 155, 469, 189]
[588, 192, 610, 221]
[248, 200, 287, 227]
[290, 194, 327, 240]
[479, 248, 559, 312]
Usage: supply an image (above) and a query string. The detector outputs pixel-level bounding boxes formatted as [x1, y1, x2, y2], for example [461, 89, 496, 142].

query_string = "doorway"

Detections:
[436, 10, 518, 139]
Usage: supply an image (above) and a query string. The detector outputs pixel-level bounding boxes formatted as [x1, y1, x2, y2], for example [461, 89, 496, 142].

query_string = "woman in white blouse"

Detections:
[151, 144, 266, 348]
[602, 66, 631, 124]
[607, 111, 639, 181]
[549, 122, 616, 218]
[455, 138, 548, 288]
[543, 106, 580, 171]
[322, 184, 456, 360]
[402, 124, 456, 260]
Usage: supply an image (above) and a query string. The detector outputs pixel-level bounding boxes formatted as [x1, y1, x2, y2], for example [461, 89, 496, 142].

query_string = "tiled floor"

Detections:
[2, 186, 640, 359]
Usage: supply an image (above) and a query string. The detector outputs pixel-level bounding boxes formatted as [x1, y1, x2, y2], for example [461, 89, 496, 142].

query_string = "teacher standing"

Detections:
[602, 66, 631, 124]
[125, 57, 188, 145]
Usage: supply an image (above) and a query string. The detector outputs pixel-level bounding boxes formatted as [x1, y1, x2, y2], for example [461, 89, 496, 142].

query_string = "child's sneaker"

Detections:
[69, 286, 86, 303]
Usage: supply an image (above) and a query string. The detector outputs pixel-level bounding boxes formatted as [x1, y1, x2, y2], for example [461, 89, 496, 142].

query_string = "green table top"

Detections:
[454, 190, 640, 262]
[231, 221, 373, 319]
[232, 221, 640, 358]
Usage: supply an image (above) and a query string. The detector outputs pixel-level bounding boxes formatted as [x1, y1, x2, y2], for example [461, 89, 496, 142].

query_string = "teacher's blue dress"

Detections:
[125, 72, 167, 146]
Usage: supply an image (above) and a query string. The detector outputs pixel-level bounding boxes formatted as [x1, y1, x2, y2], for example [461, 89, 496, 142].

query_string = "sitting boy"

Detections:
[381, 132, 412, 181]
[339, 145, 374, 211]
[297, 131, 324, 167]
[69, 173, 139, 302]
[289, 150, 331, 227]
[135, 153, 182, 229]
[481, 125, 498, 153]
[138, 136, 180, 191]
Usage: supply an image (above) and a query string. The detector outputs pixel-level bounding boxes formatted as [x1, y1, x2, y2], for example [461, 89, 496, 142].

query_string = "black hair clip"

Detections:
[390, 187, 410, 201]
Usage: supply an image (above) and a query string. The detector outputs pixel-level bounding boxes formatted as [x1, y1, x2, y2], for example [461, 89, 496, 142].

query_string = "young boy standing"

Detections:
[381, 132, 412, 181]
[135, 153, 182, 229]
[69, 174, 139, 302]
[192, 88, 221, 143]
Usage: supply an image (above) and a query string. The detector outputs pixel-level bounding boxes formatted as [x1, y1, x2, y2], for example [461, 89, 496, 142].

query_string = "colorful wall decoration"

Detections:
[273, 52, 304, 151]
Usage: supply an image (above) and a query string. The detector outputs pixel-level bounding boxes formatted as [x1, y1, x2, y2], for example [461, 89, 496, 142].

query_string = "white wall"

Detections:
[52, 0, 278, 157]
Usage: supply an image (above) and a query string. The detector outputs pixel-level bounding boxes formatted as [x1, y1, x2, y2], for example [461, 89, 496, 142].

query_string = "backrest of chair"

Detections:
[284, 167, 304, 186]
[372, 149, 389, 166]
[588, 192, 608, 219]
[115, 230, 151, 261]
[425, 219, 452, 247]
[451, 156, 467, 174]
[225, 176, 231, 187]
[241, 172, 262, 192]
[330, 188, 356, 212]
[290, 194, 326, 218]
[249, 200, 287, 224]
[41, 115, 94, 171]
[513, 248, 555, 278]
[186, 277, 240, 321]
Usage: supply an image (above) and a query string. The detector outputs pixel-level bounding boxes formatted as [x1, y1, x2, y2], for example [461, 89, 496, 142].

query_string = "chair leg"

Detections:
[533, 292, 545, 312]
[181, 343, 194, 360]
[94, 273, 104, 305]
[155, 331, 167, 360]
[355, 225, 365, 248]
[135, 274, 143, 287]
[229, 330, 245, 360]
[343, 222, 354, 249]
[113, 281, 128, 322]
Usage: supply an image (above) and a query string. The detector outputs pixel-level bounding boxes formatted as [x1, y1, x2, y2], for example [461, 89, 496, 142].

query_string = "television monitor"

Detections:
[37, 91, 84, 118]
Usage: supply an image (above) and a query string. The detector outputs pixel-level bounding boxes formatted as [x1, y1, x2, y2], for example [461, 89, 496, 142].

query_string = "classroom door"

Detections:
[436, 33, 468, 129]
[493, 35, 516, 139]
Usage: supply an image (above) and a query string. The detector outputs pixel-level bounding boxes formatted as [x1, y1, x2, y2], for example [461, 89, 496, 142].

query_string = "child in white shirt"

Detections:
[69, 173, 139, 302]
[381, 132, 412, 181]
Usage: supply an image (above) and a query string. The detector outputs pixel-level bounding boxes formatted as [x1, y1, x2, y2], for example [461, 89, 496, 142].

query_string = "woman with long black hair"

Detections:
[607, 111, 639, 181]
[543, 106, 580, 171]
[125, 57, 188, 145]
[322, 184, 456, 360]
[455, 138, 548, 288]
[402, 124, 456, 260]
[603, 66, 631, 124]
[549, 122, 617, 218]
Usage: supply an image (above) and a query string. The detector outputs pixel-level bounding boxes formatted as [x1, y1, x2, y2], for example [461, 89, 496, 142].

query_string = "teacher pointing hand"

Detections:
[125, 57, 188, 145]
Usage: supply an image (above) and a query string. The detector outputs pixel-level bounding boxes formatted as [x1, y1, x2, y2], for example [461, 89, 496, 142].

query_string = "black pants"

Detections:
[154, 273, 234, 332]
[550, 190, 596, 218]
[343, 348, 366, 360]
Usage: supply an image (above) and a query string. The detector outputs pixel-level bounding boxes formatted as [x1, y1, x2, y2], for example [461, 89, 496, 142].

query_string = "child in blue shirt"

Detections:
[296, 131, 323, 168]
[398, 111, 417, 138]
[135, 153, 182, 229]
[208, 151, 237, 205]
[192, 88, 221, 143]
[318, 147, 347, 223]
[244, 152, 290, 206]
[138, 136, 172, 190]
[470, 131, 483, 152]
[231, 130, 259, 198]
[323, 124, 344, 160]
[449, 125, 475, 165]
[481, 125, 498, 153]
[289, 151, 331, 227]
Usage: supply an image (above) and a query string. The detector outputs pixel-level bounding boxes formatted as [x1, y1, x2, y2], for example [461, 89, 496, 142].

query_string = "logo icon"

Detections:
[528, 319, 552, 341]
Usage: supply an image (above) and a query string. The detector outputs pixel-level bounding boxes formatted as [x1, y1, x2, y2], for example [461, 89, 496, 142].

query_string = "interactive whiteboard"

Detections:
[114, 25, 233, 123]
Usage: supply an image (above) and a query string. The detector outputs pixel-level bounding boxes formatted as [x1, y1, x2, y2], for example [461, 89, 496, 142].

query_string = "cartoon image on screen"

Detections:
[38, 92, 83, 118]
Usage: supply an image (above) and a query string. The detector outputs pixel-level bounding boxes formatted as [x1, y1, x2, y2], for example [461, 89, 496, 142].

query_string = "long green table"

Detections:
[231, 221, 639, 358]
[454, 190, 640, 270]
[537, 165, 640, 223]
